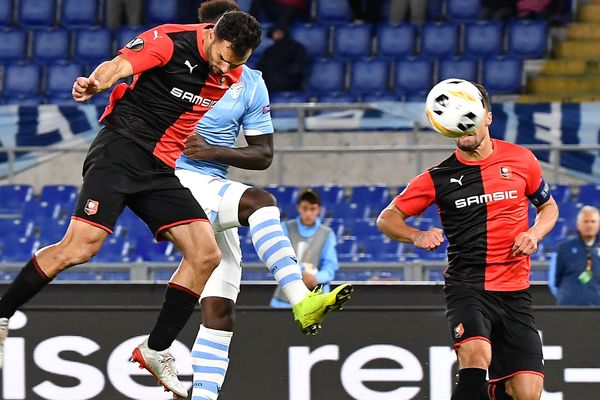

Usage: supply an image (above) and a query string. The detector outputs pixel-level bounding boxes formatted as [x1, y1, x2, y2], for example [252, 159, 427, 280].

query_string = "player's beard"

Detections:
[455, 134, 482, 152]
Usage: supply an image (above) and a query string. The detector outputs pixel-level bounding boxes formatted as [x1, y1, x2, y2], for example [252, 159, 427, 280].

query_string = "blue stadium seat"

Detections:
[394, 57, 433, 96]
[464, 21, 504, 57]
[133, 239, 175, 262]
[146, 0, 178, 25]
[0, 218, 33, 238]
[336, 237, 357, 262]
[32, 28, 70, 62]
[37, 220, 69, 246]
[240, 238, 260, 263]
[0, 0, 13, 25]
[2, 95, 44, 105]
[46, 94, 78, 106]
[310, 185, 345, 206]
[264, 185, 299, 209]
[3, 63, 41, 97]
[61, 0, 98, 27]
[74, 28, 112, 62]
[350, 58, 388, 95]
[290, 23, 329, 58]
[549, 184, 571, 204]
[116, 25, 146, 48]
[482, 57, 523, 94]
[361, 92, 399, 102]
[45, 62, 84, 97]
[269, 91, 310, 118]
[438, 57, 478, 82]
[0, 28, 27, 61]
[247, 23, 273, 68]
[1, 235, 37, 262]
[420, 22, 459, 58]
[427, 0, 444, 20]
[330, 203, 369, 219]
[90, 91, 111, 106]
[360, 238, 399, 262]
[39, 185, 78, 206]
[376, 23, 416, 59]
[578, 184, 600, 206]
[316, 91, 357, 104]
[326, 218, 344, 236]
[446, 0, 480, 20]
[349, 185, 390, 209]
[333, 23, 372, 59]
[307, 59, 346, 93]
[315, 0, 353, 23]
[345, 219, 380, 237]
[22, 200, 60, 226]
[18, 0, 55, 26]
[237, 0, 252, 12]
[507, 20, 548, 59]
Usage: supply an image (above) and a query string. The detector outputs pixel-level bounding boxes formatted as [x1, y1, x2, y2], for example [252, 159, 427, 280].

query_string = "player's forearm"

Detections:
[528, 198, 559, 241]
[89, 57, 133, 93]
[377, 209, 420, 243]
[209, 145, 273, 170]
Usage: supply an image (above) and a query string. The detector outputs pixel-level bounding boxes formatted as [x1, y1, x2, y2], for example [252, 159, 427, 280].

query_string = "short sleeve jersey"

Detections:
[99, 24, 244, 168]
[176, 66, 273, 178]
[394, 139, 549, 291]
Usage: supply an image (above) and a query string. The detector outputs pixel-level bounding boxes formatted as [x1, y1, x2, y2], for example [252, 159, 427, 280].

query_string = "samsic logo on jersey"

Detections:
[170, 87, 218, 107]
[455, 190, 517, 209]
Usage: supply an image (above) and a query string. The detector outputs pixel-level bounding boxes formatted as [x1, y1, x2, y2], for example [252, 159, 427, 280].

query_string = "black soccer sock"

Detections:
[147, 283, 200, 351]
[0, 257, 52, 319]
[452, 368, 488, 400]
[482, 381, 513, 400]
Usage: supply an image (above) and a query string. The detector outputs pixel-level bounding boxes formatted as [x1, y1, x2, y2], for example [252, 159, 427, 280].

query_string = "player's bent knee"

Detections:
[456, 340, 492, 369]
[201, 297, 235, 331]
[506, 376, 543, 400]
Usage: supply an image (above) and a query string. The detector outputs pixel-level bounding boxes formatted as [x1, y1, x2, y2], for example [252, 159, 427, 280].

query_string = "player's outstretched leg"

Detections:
[190, 324, 232, 399]
[247, 204, 353, 334]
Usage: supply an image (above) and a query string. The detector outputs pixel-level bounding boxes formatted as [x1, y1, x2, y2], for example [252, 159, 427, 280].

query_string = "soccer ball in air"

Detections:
[425, 79, 487, 138]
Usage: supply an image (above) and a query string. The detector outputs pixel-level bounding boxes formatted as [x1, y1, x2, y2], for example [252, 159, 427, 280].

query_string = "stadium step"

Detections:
[540, 59, 600, 75]
[517, 93, 600, 103]
[579, 3, 600, 22]
[555, 40, 600, 59]
[566, 23, 600, 40]
[527, 75, 600, 95]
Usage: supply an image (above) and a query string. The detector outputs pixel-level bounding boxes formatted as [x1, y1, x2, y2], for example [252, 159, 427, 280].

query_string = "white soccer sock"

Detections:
[191, 325, 233, 400]
[248, 206, 309, 305]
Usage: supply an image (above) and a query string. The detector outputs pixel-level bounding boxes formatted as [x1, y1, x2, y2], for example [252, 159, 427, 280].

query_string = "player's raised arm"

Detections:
[377, 203, 444, 251]
[72, 56, 133, 102]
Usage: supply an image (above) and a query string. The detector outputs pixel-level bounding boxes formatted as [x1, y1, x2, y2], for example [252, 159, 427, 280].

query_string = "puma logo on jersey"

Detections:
[170, 87, 217, 107]
[185, 60, 198, 74]
[153, 30, 163, 40]
[450, 175, 464, 186]
[455, 190, 518, 208]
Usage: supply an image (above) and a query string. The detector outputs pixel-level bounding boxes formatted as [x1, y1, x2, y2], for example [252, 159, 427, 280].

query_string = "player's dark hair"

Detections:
[473, 82, 490, 111]
[214, 11, 261, 57]
[298, 189, 321, 206]
[198, 0, 240, 23]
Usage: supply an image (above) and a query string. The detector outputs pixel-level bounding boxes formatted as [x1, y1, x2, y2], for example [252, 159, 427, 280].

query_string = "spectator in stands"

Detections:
[106, 0, 144, 29]
[389, 0, 427, 24]
[271, 189, 339, 308]
[348, 0, 384, 23]
[517, 0, 563, 20]
[249, 0, 308, 30]
[479, 0, 516, 21]
[199, 0, 239, 22]
[549, 206, 600, 305]
[257, 27, 307, 92]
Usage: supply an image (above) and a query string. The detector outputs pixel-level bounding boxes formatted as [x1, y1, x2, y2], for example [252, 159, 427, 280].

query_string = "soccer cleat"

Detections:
[292, 283, 353, 335]
[131, 339, 188, 398]
[0, 318, 8, 370]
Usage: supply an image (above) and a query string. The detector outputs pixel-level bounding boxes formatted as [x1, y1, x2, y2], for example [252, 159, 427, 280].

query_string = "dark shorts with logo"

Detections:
[444, 284, 544, 381]
[72, 127, 207, 238]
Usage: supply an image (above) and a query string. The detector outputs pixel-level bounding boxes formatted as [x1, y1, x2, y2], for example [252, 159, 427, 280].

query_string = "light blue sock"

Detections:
[191, 325, 232, 400]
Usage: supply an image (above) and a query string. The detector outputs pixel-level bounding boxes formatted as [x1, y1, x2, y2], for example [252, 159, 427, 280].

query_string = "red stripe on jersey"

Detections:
[99, 82, 128, 122]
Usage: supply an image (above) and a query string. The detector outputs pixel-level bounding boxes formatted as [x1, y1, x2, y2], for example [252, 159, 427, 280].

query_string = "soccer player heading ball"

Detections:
[379, 81, 559, 400]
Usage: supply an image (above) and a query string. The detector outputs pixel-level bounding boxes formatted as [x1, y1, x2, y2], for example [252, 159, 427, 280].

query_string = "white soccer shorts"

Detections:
[175, 169, 251, 303]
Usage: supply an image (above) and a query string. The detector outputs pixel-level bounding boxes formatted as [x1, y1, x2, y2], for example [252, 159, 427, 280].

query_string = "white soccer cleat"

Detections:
[130, 339, 188, 398]
[0, 318, 8, 370]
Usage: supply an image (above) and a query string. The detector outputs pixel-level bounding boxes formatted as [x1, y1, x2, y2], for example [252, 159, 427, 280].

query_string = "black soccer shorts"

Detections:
[72, 127, 208, 239]
[444, 284, 544, 382]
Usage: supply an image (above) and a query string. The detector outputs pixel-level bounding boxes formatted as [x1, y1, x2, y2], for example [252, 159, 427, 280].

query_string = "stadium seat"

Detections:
[315, 0, 353, 23]
[74, 28, 112, 62]
[507, 20, 549, 59]
[247, 22, 273, 68]
[316, 91, 357, 104]
[61, 0, 98, 27]
[39, 185, 78, 206]
[2, 63, 41, 97]
[446, 0, 480, 20]
[1, 235, 38, 262]
[394, 57, 433, 96]
[46, 94, 78, 106]
[133, 239, 174, 262]
[349, 185, 390, 209]
[376, 23, 416, 59]
[310, 185, 345, 205]
[336, 237, 357, 262]
[0, 218, 33, 238]
[18, 0, 55, 26]
[22, 200, 60, 225]
[577, 184, 600, 206]
[0, 0, 13, 25]
[330, 202, 369, 219]
[45, 62, 84, 97]
[549, 184, 571, 204]
[116, 25, 146, 48]
[350, 58, 389, 95]
[91, 237, 129, 263]
[482, 57, 523, 94]
[264, 185, 299, 209]
[0, 28, 27, 61]
[427, 0, 444, 20]
[240, 238, 260, 263]
[269, 91, 310, 118]
[345, 219, 380, 237]
[146, 0, 178, 25]
[90, 91, 111, 106]
[2, 95, 44, 105]
[306, 59, 346, 93]
[37, 219, 69, 246]
[464, 21, 504, 57]
[361, 92, 399, 102]
[333, 23, 373, 59]
[237, 0, 252, 12]
[438, 57, 478, 82]
[360, 238, 399, 262]
[32, 28, 70, 62]
[290, 23, 329, 59]
[420, 22, 459, 58]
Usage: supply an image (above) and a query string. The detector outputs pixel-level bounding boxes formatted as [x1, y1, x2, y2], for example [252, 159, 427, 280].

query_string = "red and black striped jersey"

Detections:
[99, 23, 242, 168]
[394, 139, 547, 291]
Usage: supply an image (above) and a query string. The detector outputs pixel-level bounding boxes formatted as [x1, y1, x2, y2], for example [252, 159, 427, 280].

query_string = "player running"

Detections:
[378, 83, 558, 400]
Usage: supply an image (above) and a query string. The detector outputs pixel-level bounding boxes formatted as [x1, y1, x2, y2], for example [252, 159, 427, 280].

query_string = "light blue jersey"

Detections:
[176, 66, 274, 178]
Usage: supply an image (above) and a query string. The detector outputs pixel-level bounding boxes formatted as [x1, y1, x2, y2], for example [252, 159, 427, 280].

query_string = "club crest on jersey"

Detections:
[84, 199, 99, 216]
[500, 166, 512, 179]
[219, 76, 226, 86]
[263, 105, 271, 114]
[229, 82, 245, 100]
[454, 323, 464, 339]
[125, 37, 144, 52]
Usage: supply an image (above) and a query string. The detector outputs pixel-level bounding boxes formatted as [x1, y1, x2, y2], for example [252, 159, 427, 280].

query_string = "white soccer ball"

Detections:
[425, 79, 487, 138]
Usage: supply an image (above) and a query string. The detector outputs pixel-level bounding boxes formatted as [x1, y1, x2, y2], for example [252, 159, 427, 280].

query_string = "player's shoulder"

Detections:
[157, 23, 205, 34]
[494, 139, 535, 160]
[241, 65, 265, 84]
